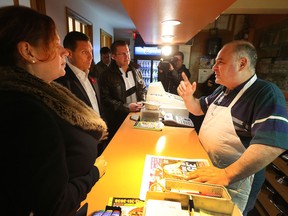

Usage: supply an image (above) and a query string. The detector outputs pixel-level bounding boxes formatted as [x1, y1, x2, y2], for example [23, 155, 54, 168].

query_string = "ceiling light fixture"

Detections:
[161, 46, 172, 56]
[161, 34, 174, 43]
[161, 19, 181, 26]
[161, 34, 174, 39]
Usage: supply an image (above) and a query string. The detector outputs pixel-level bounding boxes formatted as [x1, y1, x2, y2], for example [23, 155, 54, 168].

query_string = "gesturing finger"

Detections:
[181, 72, 189, 82]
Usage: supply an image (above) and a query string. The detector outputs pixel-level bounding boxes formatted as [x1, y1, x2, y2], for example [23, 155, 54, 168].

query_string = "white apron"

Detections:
[199, 75, 257, 212]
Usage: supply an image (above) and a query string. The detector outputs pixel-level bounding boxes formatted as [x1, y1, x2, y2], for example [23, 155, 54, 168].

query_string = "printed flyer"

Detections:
[139, 154, 210, 200]
[108, 197, 145, 216]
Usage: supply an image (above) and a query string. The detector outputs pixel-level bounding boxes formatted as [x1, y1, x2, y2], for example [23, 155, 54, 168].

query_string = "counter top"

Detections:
[81, 114, 211, 215]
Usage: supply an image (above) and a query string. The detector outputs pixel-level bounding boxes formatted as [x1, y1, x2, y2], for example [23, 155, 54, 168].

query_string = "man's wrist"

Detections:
[223, 166, 236, 185]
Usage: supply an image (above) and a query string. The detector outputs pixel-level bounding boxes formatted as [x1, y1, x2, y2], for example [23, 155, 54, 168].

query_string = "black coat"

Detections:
[158, 64, 191, 95]
[56, 65, 105, 120]
[1, 92, 100, 216]
[99, 60, 146, 139]
[0, 67, 107, 216]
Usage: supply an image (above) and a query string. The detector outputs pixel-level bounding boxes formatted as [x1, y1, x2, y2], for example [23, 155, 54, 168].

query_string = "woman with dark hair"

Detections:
[0, 6, 108, 216]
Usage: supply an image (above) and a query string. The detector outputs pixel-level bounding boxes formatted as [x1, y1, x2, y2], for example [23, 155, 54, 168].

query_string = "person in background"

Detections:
[194, 72, 219, 98]
[158, 51, 191, 95]
[99, 40, 146, 142]
[0, 6, 108, 216]
[177, 40, 288, 215]
[55, 31, 108, 155]
[90, 46, 111, 79]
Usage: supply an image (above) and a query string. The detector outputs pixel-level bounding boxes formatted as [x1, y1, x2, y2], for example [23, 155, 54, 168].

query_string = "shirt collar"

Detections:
[67, 61, 88, 80]
[119, 67, 132, 78]
[223, 74, 256, 96]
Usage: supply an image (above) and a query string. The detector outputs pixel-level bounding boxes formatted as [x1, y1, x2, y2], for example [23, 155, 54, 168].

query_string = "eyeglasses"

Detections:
[115, 51, 130, 57]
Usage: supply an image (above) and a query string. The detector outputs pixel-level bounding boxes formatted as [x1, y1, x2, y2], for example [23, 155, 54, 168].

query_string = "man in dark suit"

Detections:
[55, 31, 107, 155]
[90, 46, 111, 79]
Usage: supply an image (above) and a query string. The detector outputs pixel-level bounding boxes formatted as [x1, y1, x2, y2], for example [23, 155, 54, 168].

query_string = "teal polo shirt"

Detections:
[200, 76, 288, 150]
[199, 76, 288, 195]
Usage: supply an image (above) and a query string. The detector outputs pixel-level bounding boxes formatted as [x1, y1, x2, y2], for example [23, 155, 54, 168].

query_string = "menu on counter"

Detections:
[133, 121, 163, 131]
[107, 197, 145, 216]
[139, 154, 210, 200]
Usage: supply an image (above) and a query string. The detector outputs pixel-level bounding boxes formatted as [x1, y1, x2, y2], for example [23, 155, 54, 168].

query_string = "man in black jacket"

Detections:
[158, 51, 191, 95]
[99, 40, 146, 141]
[90, 46, 111, 79]
[55, 31, 107, 154]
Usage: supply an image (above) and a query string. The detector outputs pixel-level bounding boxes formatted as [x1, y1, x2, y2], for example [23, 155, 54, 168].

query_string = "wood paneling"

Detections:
[120, 0, 236, 45]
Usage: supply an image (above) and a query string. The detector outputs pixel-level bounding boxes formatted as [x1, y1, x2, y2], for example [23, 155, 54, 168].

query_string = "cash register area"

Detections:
[81, 82, 242, 216]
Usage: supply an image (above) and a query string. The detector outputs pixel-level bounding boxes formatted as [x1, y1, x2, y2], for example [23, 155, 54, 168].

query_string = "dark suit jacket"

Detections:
[55, 65, 105, 120]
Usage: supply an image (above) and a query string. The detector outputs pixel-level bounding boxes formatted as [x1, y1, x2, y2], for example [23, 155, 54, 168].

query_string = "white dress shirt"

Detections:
[67, 61, 100, 115]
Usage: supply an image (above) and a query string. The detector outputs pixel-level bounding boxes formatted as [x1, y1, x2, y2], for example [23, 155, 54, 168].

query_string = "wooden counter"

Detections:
[82, 114, 211, 215]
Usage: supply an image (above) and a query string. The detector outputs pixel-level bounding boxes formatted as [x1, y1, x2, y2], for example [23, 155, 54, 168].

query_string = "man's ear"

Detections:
[17, 41, 36, 63]
[66, 48, 73, 58]
[239, 57, 247, 70]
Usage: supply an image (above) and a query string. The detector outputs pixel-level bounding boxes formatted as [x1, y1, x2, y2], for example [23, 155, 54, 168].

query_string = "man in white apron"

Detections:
[177, 40, 288, 214]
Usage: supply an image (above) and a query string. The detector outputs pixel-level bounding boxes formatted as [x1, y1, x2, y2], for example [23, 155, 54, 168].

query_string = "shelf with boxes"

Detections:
[257, 19, 288, 58]
[256, 57, 288, 93]
[256, 19, 288, 94]
[255, 152, 288, 216]
[198, 56, 215, 84]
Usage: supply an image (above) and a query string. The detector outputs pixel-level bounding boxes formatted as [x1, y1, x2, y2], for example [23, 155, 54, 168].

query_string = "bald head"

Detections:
[225, 40, 257, 73]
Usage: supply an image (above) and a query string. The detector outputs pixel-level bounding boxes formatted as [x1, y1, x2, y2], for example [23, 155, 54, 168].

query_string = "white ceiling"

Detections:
[88, 0, 288, 44]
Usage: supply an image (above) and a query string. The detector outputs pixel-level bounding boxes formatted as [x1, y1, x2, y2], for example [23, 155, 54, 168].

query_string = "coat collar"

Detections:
[0, 66, 107, 141]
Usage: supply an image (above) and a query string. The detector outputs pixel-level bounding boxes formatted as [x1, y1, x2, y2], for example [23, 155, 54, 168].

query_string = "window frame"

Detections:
[13, 0, 46, 14]
[100, 29, 112, 48]
[66, 7, 93, 46]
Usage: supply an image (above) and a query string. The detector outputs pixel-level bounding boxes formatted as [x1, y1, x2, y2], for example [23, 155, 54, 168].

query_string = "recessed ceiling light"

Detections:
[161, 34, 174, 39]
[161, 34, 174, 43]
[161, 20, 181, 26]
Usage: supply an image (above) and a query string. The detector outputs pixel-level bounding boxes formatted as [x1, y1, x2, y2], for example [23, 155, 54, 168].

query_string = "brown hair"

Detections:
[0, 6, 57, 66]
[173, 51, 184, 61]
[110, 40, 128, 55]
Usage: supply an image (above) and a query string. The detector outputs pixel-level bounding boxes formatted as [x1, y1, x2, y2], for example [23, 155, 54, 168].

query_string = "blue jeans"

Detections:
[242, 188, 260, 216]
[242, 169, 266, 216]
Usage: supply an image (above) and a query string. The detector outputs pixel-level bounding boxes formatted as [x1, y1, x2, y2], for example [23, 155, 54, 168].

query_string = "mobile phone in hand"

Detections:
[92, 210, 105, 216]
[92, 210, 120, 216]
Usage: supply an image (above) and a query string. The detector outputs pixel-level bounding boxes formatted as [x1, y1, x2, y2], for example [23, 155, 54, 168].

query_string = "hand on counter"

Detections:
[95, 155, 108, 178]
[184, 166, 230, 187]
